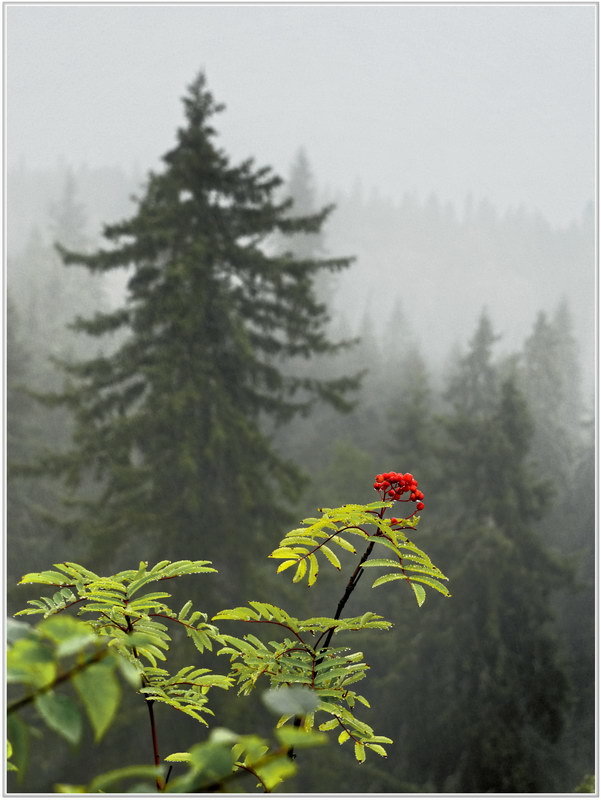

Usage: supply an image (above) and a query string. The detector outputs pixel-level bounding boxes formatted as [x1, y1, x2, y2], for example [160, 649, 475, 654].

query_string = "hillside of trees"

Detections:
[6, 74, 595, 793]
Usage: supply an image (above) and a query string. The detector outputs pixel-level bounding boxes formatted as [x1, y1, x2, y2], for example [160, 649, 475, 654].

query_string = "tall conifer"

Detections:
[394, 317, 569, 792]
[34, 73, 357, 579]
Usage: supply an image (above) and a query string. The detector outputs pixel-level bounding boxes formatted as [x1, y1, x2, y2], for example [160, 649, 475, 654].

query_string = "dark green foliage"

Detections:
[520, 301, 585, 482]
[392, 318, 570, 792]
[6, 295, 62, 603]
[29, 73, 358, 577]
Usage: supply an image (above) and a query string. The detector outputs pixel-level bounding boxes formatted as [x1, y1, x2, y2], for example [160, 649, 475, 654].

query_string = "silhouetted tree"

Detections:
[393, 320, 569, 793]
[31, 73, 358, 588]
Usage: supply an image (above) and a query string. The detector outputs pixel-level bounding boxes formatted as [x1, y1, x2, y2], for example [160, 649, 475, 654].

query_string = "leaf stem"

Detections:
[146, 698, 165, 791]
[314, 540, 376, 652]
[125, 613, 165, 792]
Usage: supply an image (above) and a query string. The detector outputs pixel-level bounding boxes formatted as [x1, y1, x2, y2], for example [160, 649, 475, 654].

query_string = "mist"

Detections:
[6, 4, 596, 796]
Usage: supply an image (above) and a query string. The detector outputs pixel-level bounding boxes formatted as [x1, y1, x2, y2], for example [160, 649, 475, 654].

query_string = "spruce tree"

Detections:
[521, 304, 583, 481]
[394, 319, 569, 792]
[33, 72, 357, 582]
[280, 148, 325, 261]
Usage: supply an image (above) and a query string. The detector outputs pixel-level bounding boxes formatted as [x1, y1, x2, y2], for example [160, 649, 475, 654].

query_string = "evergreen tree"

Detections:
[556, 425, 595, 786]
[520, 304, 583, 481]
[280, 148, 325, 261]
[31, 72, 357, 585]
[282, 148, 340, 313]
[393, 320, 570, 792]
[385, 347, 438, 487]
[6, 296, 59, 604]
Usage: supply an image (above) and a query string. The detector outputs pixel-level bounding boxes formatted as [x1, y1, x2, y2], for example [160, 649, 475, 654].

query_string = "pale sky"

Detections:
[5, 3, 597, 226]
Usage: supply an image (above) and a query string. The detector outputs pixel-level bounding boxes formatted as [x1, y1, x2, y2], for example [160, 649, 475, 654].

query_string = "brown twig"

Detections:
[7, 647, 110, 715]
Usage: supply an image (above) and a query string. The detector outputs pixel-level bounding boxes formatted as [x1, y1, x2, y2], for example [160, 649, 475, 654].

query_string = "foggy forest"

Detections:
[5, 4, 596, 796]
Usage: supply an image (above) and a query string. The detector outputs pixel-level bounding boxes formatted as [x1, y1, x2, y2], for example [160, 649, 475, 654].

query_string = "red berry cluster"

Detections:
[373, 471, 425, 511]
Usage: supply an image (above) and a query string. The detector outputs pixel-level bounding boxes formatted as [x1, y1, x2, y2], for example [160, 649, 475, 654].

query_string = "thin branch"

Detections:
[7, 647, 110, 715]
[314, 540, 376, 652]
[233, 762, 270, 793]
[238, 617, 307, 644]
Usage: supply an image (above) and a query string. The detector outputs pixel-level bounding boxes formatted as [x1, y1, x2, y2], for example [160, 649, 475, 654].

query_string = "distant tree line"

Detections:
[6, 72, 594, 793]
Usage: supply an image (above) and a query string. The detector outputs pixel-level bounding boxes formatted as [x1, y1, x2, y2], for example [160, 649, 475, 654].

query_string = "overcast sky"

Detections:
[6, 3, 596, 226]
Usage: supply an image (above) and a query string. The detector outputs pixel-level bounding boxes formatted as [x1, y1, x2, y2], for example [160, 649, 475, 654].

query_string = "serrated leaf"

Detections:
[276, 559, 297, 574]
[164, 752, 192, 763]
[408, 575, 451, 595]
[178, 600, 193, 620]
[280, 536, 318, 546]
[365, 743, 388, 757]
[19, 570, 74, 586]
[338, 730, 350, 745]
[308, 554, 319, 586]
[269, 547, 306, 559]
[330, 535, 356, 553]
[354, 741, 366, 762]
[320, 545, 341, 570]
[371, 572, 407, 588]
[318, 718, 340, 731]
[411, 583, 426, 606]
[362, 558, 403, 569]
[292, 559, 307, 583]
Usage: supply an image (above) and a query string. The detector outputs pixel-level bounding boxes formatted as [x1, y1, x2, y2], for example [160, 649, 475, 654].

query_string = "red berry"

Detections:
[416, 502, 425, 511]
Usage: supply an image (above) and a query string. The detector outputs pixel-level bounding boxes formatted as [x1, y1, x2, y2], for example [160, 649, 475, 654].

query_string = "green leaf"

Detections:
[308, 553, 319, 586]
[253, 754, 296, 791]
[164, 752, 192, 763]
[408, 574, 451, 595]
[7, 638, 56, 687]
[365, 743, 388, 757]
[338, 730, 350, 745]
[19, 570, 74, 586]
[276, 559, 297, 573]
[330, 534, 356, 553]
[88, 765, 165, 792]
[35, 691, 82, 745]
[275, 727, 327, 749]
[55, 784, 86, 793]
[354, 741, 366, 762]
[178, 600, 193, 619]
[292, 559, 307, 583]
[38, 616, 98, 658]
[318, 718, 339, 731]
[362, 558, 403, 569]
[73, 662, 121, 741]
[371, 572, 407, 588]
[269, 547, 306, 559]
[411, 583, 426, 606]
[320, 545, 341, 570]
[6, 740, 17, 771]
